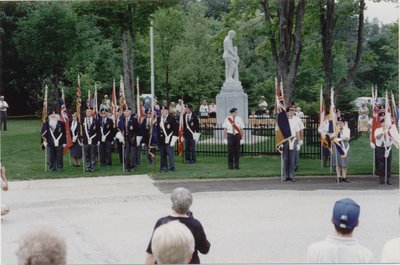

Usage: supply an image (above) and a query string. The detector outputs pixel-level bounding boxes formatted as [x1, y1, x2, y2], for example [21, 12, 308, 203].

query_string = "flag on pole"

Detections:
[275, 78, 291, 151]
[328, 88, 337, 135]
[136, 77, 144, 118]
[370, 86, 380, 148]
[93, 83, 98, 118]
[391, 91, 399, 126]
[177, 99, 185, 156]
[111, 79, 117, 127]
[319, 87, 329, 148]
[119, 75, 127, 110]
[385, 91, 399, 149]
[61, 88, 73, 153]
[41, 85, 48, 150]
[86, 89, 91, 109]
[76, 75, 81, 123]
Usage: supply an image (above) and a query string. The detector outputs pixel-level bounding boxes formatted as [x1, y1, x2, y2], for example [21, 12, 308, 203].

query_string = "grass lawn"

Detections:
[1, 119, 398, 181]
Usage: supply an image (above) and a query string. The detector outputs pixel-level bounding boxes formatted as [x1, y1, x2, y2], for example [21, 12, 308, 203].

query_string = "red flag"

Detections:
[76, 75, 81, 123]
[61, 88, 73, 153]
[370, 86, 379, 148]
[177, 99, 185, 156]
[319, 87, 329, 148]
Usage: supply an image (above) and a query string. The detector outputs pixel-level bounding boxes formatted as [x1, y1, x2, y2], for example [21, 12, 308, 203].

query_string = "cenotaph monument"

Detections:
[216, 30, 248, 125]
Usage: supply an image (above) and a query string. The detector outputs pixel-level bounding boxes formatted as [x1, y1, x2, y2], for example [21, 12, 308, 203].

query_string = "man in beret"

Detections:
[307, 198, 372, 263]
[42, 110, 67, 172]
[183, 104, 200, 164]
[99, 108, 114, 167]
[82, 107, 100, 172]
[222, 107, 244, 169]
[142, 109, 158, 165]
[374, 110, 393, 185]
[157, 105, 178, 172]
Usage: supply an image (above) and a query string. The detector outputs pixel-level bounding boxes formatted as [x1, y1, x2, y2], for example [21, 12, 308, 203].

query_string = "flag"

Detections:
[93, 83, 98, 118]
[275, 78, 291, 151]
[76, 75, 81, 123]
[41, 85, 48, 150]
[86, 89, 91, 109]
[136, 77, 144, 118]
[319, 87, 329, 148]
[391, 91, 399, 126]
[370, 86, 380, 148]
[328, 88, 337, 135]
[61, 88, 73, 153]
[385, 91, 399, 149]
[177, 99, 184, 156]
[119, 75, 127, 110]
[111, 79, 117, 127]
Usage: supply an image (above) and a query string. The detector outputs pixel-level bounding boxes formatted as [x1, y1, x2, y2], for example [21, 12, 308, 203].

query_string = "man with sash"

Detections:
[82, 107, 100, 172]
[118, 107, 142, 172]
[43, 110, 66, 172]
[157, 105, 178, 172]
[99, 108, 114, 167]
[222, 108, 244, 169]
[183, 104, 200, 164]
[374, 109, 393, 185]
[142, 109, 158, 165]
[283, 105, 301, 181]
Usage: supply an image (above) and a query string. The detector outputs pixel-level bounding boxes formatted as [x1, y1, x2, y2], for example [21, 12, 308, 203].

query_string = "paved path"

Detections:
[1, 175, 399, 264]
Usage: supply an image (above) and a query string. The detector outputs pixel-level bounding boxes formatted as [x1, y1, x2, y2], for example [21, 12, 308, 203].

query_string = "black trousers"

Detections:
[99, 141, 112, 166]
[375, 146, 392, 182]
[159, 143, 175, 171]
[83, 144, 97, 171]
[124, 142, 137, 170]
[184, 136, 196, 163]
[0, 111, 7, 130]
[48, 145, 63, 171]
[227, 133, 241, 169]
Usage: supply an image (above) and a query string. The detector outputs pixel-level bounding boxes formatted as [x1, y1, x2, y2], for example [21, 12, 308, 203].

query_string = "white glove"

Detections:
[170, 136, 178, 147]
[73, 135, 78, 142]
[370, 142, 376, 149]
[223, 139, 228, 145]
[63, 144, 66, 148]
[43, 141, 48, 147]
[193, 132, 201, 142]
[136, 136, 143, 147]
[299, 140, 303, 146]
[97, 142, 100, 146]
[240, 139, 244, 145]
[296, 144, 301, 151]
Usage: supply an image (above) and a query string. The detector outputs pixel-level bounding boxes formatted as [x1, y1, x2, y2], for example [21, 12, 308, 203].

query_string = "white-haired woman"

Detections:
[146, 187, 210, 264]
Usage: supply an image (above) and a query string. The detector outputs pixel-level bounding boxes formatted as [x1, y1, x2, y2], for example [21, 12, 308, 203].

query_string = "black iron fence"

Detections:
[194, 116, 358, 158]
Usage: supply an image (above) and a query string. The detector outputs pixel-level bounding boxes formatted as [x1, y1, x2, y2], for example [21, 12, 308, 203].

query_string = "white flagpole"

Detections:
[150, 20, 155, 112]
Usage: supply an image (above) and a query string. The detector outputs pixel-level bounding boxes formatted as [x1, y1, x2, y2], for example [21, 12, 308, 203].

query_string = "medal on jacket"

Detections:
[130, 125, 133, 130]
[167, 124, 170, 129]
[190, 122, 194, 126]
[93, 125, 96, 130]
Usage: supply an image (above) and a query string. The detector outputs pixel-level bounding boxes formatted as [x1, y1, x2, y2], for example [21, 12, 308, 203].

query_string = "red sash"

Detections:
[228, 117, 242, 139]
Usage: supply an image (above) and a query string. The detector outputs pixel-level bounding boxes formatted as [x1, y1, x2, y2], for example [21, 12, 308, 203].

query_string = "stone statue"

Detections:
[223, 30, 237, 83]
[233, 46, 239, 82]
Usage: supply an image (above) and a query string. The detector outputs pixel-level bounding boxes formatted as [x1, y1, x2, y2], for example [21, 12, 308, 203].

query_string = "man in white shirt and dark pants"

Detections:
[0, 96, 9, 131]
[223, 108, 244, 170]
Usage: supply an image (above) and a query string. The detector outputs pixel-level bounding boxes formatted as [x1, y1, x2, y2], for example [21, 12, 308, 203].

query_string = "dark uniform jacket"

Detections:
[99, 117, 115, 142]
[157, 114, 178, 145]
[118, 115, 142, 146]
[142, 117, 158, 146]
[69, 120, 81, 143]
[81, 117, 100, 145]
[44, 121, 67, 148]
[183, 113, 200, 140]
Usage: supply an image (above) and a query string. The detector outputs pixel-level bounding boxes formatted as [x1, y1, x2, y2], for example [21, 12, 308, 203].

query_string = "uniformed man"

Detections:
[43, 111, 66, 172]
[118, 107, 142, 172]
[374, 110, 393, 185]
[183, 104, 200, 164]
[157, 105, 178, 172]
[222, 108, 244, 169]
[283, 105, 301, 181]
[142, 109, 158, 165]
[99, 108, 114, 167]
[82, 107, 100, 172]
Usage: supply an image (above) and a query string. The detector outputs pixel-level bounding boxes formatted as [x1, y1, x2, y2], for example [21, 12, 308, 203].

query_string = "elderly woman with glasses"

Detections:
[145, 187, 210, 264]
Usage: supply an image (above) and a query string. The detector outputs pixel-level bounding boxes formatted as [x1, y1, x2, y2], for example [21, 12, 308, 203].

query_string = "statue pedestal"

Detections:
[216, 81, 248, 126]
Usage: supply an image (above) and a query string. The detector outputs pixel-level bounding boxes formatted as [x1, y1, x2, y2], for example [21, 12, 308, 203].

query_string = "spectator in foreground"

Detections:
[1, 164, 9, 216]
[16, 227, 67, 265]
[306, 198, 372, 263]
[380, 207, 400, 263]
[151, 220, 195, 264]
[145, 187, 210, 264]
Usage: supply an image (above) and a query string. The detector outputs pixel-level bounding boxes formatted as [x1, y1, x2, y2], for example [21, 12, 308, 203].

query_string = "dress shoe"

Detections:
[168, 168, 175, 172]
[284, 178, 296, 182]
[341, 178, 351, 183]
[387, 180, 392, 185]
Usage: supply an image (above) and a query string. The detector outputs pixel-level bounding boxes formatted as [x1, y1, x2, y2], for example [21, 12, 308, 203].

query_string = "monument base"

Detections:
[216, 81, 248, 126]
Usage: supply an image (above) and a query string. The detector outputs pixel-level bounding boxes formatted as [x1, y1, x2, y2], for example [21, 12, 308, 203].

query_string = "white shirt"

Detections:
[288, 116, 302, 137]
[0, 100, 9, 112]
[199, 105, 209, 116]
[307, 235, 373, 263]
[374, 127, 392, 147]
[338, 127, 351, 141]
[222, 115, 244, 134]
[381, 237, 400, 263]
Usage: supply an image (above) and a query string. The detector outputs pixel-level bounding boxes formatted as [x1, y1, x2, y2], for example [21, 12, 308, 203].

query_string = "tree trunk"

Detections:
[320, 0, 335, 94]
[335, 0, 365, 93]
[128, 27, 136, 110]
[261, 0, 305, 105]
[121, 29, 134, 108]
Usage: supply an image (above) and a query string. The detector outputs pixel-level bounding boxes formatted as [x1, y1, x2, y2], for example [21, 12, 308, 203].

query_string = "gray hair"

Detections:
[16, 227, 66, 265]
[171, 187, 192, 214]
[152, 221, 195, 264]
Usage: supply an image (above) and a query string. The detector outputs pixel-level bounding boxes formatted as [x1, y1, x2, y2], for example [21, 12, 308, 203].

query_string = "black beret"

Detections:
[100, 108, 108, 113]
[229, 107, 237, 113]
[337, 117, 346, 122]
[161, 105, 169, 110]
[145, 109, 151, 114]
[185, 104, 193, 109]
